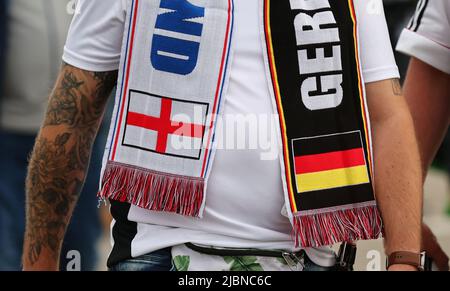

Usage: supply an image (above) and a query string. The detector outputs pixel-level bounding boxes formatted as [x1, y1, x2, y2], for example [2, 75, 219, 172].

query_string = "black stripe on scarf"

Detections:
[266, 0, 375, 213]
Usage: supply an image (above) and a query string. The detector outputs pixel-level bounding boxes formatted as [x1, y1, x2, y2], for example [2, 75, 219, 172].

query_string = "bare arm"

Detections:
[403, 58, 450, 175]
[22, 63, 117, 271]
[403, 58, 450, 271]
[366, 79, 422, 270]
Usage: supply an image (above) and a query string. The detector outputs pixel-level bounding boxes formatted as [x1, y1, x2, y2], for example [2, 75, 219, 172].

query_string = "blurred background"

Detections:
[0, 0, 448, 271]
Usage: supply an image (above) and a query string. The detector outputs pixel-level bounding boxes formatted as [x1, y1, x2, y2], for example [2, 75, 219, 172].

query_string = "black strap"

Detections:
[185, 243, 303, 258]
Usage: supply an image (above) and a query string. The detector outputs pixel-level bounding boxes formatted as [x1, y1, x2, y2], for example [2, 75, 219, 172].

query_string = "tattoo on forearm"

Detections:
[26, 134, 83, 264]
[24, 64, 117, 266]
[391, 79, 403, 96]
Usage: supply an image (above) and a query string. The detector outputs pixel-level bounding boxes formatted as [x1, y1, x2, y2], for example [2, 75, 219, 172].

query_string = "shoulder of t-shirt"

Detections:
[396, 0, 450, 74]
[76, 0, 127, 21]
[353, 0, 400, 83]
[62, 0, 128, 72]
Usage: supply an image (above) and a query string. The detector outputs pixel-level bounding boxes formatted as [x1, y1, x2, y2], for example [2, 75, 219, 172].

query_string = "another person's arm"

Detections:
[403, 58, 450, 271]
[366, 78, 423, 271]
[396, 0, 450, 271]
[22, 64, 117, 271]
[403, 58, 450, 174]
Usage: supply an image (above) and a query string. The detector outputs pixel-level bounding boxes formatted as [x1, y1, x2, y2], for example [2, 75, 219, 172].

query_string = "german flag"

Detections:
[293, 132, 370, 193]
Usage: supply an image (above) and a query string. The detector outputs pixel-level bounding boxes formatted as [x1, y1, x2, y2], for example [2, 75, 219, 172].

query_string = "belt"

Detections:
[185, 243, 306, 270]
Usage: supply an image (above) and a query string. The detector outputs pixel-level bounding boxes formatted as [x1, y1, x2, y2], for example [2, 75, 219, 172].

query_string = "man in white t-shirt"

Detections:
[22, 0, 423, 271]
[397, 0, 450, 271]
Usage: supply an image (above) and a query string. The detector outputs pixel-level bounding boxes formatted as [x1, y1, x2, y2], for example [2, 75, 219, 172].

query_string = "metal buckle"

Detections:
[282, 252, 305, 271]
[419, 251, 426, 272]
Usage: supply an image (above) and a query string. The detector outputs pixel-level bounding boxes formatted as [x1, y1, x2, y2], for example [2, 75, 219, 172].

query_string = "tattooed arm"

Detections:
[22, 63, 117, 271]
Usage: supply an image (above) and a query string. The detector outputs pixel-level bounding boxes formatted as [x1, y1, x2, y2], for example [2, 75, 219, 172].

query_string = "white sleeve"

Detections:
[354, 0, 400, 83]
[62, 0, 127, 72]
[396, 0, 450, 75]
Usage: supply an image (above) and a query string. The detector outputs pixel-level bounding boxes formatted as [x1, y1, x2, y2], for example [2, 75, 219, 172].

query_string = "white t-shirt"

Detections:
[396, 0, 450, 74]
[64, 0, 399, 267]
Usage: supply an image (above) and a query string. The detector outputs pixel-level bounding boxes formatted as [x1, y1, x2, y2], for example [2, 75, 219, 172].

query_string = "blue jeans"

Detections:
[109, 248, 175, 271]
[302, 254, 335, 272]
[109, 248, 335, 271]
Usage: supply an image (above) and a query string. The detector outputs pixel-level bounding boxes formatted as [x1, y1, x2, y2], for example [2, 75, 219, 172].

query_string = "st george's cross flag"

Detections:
[123, 90, 209, 160]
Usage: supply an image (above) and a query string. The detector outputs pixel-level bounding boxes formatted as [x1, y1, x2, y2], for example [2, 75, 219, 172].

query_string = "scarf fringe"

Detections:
[292, 205, 383, 248]
[98, 162, 204, 217]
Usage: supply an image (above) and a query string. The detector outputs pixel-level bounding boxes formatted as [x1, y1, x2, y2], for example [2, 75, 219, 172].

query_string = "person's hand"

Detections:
[388, 264, 418, 271]
[422, 223, 449, 271]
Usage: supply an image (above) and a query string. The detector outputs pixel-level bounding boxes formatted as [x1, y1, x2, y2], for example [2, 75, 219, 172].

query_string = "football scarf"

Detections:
[99, 0, 383, 248]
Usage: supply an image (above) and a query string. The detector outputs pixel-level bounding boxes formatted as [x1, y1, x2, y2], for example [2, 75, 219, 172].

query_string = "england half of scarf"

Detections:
[99, 0, 383, 248]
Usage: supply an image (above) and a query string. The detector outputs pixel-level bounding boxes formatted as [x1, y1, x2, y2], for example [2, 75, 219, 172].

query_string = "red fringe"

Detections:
[98, 162, 205, 217]
[292, 205, 383, 248]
